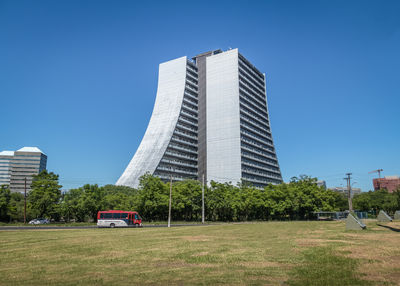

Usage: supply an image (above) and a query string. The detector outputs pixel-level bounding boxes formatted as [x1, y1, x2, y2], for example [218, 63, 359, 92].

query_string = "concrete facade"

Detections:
[0, 151, 14, 186]
[117, 49, 282, 188]
[0, 147, 47, 192]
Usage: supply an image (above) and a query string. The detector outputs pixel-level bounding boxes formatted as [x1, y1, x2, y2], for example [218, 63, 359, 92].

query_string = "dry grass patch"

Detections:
[181, 235, 211, 241]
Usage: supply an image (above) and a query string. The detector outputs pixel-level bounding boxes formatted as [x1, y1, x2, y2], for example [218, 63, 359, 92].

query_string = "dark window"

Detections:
[135, 214, 139, 220]
[120, 213, 128, 219]
[100, 213, 104, 219]
[113, 213, 121, 219]
[104, 213, 112, 219]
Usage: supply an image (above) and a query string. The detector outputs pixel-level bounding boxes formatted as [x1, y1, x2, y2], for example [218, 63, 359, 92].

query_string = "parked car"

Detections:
[28, 218, 50, 225]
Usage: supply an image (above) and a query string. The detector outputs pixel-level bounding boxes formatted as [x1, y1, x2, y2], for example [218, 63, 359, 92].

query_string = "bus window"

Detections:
[113, 213, 121, 219]
[135, 214, 139, 220]
[104, 213, 112, 219]
[100, 213, 105, 219]
[120, 213, 128, 219]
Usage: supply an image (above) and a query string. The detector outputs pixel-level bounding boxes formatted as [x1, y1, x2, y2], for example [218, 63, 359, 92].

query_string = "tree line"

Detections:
[1, 170, 399, 223]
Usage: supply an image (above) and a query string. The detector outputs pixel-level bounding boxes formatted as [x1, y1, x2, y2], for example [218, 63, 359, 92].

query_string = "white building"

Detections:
[117, 49, 282, 188]
[0, 147, 47, 192]
[0, 151, 14, 186]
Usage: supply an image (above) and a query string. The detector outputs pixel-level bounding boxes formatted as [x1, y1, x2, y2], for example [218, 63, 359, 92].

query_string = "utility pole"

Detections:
[344, 173, 353, 212]
[168, 175, 172, 228]
[24, 177, 27, 224]
[202, 173, 205, 224]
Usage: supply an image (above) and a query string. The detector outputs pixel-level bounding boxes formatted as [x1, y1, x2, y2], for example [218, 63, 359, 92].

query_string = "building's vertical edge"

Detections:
[116, 56, 188, 188]
[0, 151, 14, 186]
[195, 55, 208, 182]
[206, 49, 241, 185]
[263, 73, 283, 182]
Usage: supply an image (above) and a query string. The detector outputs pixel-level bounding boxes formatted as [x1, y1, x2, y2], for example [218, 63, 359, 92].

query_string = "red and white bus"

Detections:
[97, 210, 142, 228]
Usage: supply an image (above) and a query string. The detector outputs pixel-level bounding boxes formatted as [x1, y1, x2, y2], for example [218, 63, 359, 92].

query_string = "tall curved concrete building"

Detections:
[117, 49, 282, 188]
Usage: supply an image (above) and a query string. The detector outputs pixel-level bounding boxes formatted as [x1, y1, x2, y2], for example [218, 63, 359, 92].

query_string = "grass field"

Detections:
[0, 220, 399, 285]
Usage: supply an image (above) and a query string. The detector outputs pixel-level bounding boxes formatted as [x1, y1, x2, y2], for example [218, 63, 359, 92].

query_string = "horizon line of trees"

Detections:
[1, 171, 399, 223]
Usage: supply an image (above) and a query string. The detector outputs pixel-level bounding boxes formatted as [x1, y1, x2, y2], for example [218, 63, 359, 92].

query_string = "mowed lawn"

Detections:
[0, 221, 399, 286]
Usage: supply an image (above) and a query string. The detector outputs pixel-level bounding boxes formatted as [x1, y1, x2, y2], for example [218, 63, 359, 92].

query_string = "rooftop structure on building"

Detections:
[117, 48, 282, 188]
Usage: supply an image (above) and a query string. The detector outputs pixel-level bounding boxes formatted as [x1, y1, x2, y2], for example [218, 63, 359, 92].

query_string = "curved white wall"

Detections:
[116, 56, 187, 188]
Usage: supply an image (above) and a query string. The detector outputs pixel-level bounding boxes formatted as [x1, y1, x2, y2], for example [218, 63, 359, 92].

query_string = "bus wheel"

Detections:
[135, 223, 139, 228]
[110, 223, 115, 228]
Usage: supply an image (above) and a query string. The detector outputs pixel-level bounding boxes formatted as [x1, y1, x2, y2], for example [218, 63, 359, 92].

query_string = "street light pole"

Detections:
[24, 177, 27, 224]
[344, 173, 353, 212]
[168, 175, 172, 228]
[202, 173, 205, 224]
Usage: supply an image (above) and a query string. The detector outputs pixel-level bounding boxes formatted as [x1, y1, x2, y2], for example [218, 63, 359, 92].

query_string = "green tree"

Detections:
[0, 185, 11, 221]
[29, 170, 62, 220]
[137, 174, 168, 221]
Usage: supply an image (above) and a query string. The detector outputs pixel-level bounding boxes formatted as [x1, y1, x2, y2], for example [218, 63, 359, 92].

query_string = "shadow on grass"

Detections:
[377, 224, 400, 232]
[286, 247, 372, 286]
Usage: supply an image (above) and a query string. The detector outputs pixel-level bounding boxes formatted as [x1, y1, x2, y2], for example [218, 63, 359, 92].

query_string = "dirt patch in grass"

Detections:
[155, 261, 214, 268]
[239, 261, 293, 268]
[296, 238, 356, 247]
[338, 227, 400, 285]
[191, 251, 209, 257]
[181, 235, 211, 241]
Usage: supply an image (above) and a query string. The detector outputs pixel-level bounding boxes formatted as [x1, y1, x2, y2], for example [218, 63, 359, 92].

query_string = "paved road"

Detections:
[0, 224, 210, 230]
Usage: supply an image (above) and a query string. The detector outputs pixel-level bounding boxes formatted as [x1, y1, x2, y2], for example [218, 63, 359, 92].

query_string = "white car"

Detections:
[29, 218, 50, 225]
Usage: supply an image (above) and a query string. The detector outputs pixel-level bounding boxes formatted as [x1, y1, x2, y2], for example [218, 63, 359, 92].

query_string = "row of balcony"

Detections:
[171, 135, 197, 147]
[241, 144, 277, 162]
[242, 167, 281, 181]
[239, 65, 265, 93]
[238, 54, 265, 83]
[159, 158, 198, 170]
[164, 150, 197, 162]
[182, 99, 198, 111]
[174, 128, 197, 141]
[168, 143, 197, 155]
[176, 121, 197, 133]
[186, 61, 198, 72]
[241, 151, 279, 168]
[155, 173, 196, 182]
[241, 135, 274, 153]
[186, 81, 198, 92]
[242, 174, 281, 186]
[240, 128, 273, 147]
[238, 59, 265, 88]
[186, 72, 198, 85]
[180, 108, 197, 121]
[239, 94, 269, 121]
[156, 165, 198, 176]
[241, 143, 276, 160]
[179, 115, 198, 127]
[241, 112, 271, 136]
[239, 78, 266, 108]
[186, 67, 198, 79]
[240, 103, 269, 127]
[242, 160, 281, 175]
[184, 90, 198, 102]
[240, 116, 271, 139]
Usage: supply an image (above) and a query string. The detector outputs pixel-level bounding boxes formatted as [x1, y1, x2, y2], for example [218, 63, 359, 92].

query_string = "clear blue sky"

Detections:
[1, 0, 399, 191]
